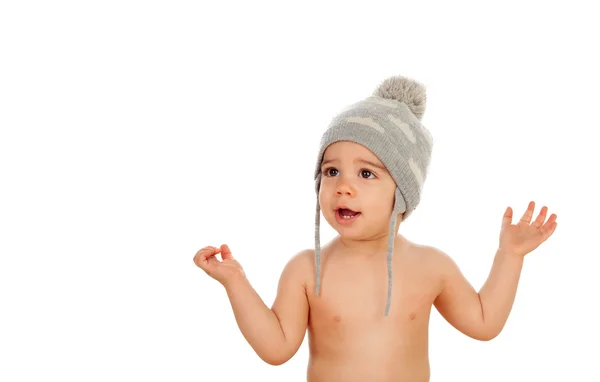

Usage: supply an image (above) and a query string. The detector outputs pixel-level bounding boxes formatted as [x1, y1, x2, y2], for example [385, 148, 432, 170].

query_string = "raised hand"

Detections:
[499, 201, 558, 258]
[193, 244, 245, 286]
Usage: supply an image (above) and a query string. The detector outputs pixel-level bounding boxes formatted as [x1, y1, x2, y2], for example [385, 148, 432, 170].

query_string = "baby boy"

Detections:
[194, 75, 558, 382]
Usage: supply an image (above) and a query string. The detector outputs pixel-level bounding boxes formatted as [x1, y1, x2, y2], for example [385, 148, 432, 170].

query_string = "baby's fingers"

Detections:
[220, 244, 233, 260]
[541, 213, 558, 238]
[194, 246, 220, 269]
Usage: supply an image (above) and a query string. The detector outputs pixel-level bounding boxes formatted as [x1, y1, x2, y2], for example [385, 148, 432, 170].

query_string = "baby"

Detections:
[194, 75, 558, 382]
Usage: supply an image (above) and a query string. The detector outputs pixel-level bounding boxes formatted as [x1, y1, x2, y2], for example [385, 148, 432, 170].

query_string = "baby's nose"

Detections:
[336, 180, 355, 195]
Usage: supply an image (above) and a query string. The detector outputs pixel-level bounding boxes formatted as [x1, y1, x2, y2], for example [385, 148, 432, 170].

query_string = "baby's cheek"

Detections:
[364, 203, 393, 229]
[371, 198, 395, 216]
[318, 187, 329, 208]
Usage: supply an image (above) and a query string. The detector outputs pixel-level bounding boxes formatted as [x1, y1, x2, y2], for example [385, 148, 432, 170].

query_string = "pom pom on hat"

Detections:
[373, 76, 427, 120]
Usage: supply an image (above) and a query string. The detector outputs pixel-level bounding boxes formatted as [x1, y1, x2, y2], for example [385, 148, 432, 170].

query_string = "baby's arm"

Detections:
[432, 247, 524, 341]
[223, 249, 310, 365]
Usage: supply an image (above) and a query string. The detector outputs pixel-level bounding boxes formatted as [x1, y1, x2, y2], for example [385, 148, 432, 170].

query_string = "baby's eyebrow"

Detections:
[356, 159, 386, 171]
[321, 158, 386, 171]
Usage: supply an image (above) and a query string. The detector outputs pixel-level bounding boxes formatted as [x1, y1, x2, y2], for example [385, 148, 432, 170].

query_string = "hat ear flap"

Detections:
[393, 188, 406, 214]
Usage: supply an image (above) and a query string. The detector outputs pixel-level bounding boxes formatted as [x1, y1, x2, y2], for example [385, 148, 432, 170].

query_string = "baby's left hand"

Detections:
[499, 201, 558, 257]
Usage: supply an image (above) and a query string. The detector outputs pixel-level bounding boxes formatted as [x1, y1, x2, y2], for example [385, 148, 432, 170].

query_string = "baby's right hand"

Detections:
[193, 244, 246, 286]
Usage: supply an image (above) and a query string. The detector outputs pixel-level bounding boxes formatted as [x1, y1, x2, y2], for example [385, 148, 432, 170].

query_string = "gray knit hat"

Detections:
[313, 75, 434, 316]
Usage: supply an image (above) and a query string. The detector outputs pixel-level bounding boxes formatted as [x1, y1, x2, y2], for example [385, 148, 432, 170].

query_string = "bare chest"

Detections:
[306, 253, 439, 350]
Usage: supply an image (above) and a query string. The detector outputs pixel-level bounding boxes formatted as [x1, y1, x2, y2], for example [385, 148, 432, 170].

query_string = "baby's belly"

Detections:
[306, 316, 430, 382]
[307, 358, 430, 382]
[307, 351, 430, 382]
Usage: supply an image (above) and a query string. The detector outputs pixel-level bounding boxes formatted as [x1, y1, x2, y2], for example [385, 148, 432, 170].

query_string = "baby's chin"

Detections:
[324, 212, 376, 237]
[334, 228, 390, 245]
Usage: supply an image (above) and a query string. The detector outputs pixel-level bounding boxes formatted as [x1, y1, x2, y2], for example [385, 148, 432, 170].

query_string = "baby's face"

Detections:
[318, 141, 397, 239]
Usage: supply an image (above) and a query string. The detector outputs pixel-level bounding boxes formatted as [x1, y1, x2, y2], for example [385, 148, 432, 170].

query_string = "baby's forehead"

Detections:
[321, 142, 387, 171]
[322, 142, 381, 163]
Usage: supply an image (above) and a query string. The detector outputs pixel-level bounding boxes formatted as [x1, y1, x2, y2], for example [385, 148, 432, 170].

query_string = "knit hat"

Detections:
[313, 75, 434, 316]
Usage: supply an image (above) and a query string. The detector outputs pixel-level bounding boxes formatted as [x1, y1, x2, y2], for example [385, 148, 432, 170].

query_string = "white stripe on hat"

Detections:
[388, 114, 417, 143]
[409, 157, 424, 190]
[422, 125, 433, 146]
[345, 116, 385, 133]
[365, 96, 400, 109]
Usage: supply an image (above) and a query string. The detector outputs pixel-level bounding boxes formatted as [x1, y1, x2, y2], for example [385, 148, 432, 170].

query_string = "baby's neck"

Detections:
[336, 233, 405, 257]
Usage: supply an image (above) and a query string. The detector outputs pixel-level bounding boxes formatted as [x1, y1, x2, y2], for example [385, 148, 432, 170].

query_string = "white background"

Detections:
[1, 1, 598, 381]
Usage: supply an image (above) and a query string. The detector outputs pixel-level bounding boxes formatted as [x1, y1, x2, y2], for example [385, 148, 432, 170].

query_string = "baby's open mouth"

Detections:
[337, 208, 361, 219]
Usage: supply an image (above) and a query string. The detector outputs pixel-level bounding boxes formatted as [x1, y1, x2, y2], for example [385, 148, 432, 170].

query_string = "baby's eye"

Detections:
[324, 168, 338, 177]
[361, 170, 375, 179]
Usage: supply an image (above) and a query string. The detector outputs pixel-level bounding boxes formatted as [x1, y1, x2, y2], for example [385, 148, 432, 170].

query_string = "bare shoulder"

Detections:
[418, 243, 451, 260]
[405, 241, 458, 286]
[288, 248, 315, 270]
[279, 248, 315, 287]
[413, 243, 456, 269]
[272, 248, 315, 309]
